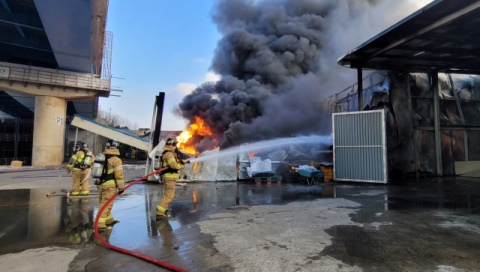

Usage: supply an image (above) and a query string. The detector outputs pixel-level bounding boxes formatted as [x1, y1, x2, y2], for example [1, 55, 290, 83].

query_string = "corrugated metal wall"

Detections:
[333, 110, 387, 183]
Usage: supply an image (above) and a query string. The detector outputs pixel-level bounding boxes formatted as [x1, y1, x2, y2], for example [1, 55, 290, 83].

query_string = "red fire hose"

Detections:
[94, 167, 189, 272]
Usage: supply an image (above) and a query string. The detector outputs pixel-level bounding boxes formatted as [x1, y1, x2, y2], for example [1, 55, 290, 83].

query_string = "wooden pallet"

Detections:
[254, 175, 282, 185]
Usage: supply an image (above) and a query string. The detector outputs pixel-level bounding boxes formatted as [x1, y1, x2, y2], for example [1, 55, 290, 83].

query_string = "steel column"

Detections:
[431, 73, 443, 176]
[14, 118, 19, 160]
[145, 98, 158, 176]
[146, 92, 165, 181]
[357, 67, 363, 111]
[74, 127, 78, 154]
[152, 92, 165, 148]
[405, 73, 418, 174]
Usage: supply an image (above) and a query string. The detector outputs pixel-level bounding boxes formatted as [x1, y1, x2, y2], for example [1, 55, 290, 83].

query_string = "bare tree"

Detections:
[97, 107, 139, 130]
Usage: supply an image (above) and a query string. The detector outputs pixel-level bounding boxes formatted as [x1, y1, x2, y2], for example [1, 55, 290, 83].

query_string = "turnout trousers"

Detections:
[97, 185, 117, 228]
[156, 177, 177, 216]
[71, 169, 90, 195]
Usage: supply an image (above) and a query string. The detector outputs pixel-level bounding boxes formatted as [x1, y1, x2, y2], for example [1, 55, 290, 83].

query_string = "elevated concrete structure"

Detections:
[0, 0, 111, 166]
[32, 96, 66, 166]
[0, 61, 110, 99]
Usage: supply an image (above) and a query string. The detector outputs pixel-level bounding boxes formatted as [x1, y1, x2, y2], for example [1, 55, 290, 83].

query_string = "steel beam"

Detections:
[15, 25, 25, 39]
[359, 1, 480, 63]
[357, 67, 363, 111]
[152, 92, 165, 148]
[395, 45, 480, 58]
[431, 72, 443, 176]
[0, 19, 44, 31]
[0, 41, 52, 52]
[0, 0, 11, 13]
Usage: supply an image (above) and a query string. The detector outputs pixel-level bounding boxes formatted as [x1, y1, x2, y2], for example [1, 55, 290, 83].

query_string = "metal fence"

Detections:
[333, 110, 388, 184]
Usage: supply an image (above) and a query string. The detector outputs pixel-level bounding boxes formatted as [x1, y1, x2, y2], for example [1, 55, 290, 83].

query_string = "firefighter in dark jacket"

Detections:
[67, 142, 94, 196]
[156, 138, 189, 220]
[97, 139, 124, 231]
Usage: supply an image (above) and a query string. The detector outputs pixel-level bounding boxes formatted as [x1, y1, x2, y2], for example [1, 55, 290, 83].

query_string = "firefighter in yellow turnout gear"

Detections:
[97, 139, 125, 231]
[67, 142, 94, 196]
[156, 138, 190, 220]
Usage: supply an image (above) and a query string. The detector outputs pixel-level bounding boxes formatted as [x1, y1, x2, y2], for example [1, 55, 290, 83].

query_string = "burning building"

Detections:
[162, 0, 431, 182]
[332, 0, 480, 178]
[174, 0, 424, 156]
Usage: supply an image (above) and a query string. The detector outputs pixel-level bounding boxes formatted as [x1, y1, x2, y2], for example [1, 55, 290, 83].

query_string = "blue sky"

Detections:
[100, 0, 221, 131]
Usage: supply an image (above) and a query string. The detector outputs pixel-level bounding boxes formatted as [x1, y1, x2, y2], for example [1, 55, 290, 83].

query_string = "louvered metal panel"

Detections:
[333, 110, 387, 184]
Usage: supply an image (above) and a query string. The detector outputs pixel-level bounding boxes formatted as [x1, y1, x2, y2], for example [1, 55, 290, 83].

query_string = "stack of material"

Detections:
[10, 161, 22, 168]
[193, 148, 219, 181]
[216, 153, 237, 181]
[184, 148, 237, 181]
[247, 157, 273, 178]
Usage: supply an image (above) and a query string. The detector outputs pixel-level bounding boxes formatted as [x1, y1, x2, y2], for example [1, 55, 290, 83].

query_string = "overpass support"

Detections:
[32, 96, 66, 166]
[0, 62, 110, 166]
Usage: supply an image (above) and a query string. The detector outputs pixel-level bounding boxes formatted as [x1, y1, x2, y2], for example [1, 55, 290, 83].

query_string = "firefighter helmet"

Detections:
[165, 137, 178, 147]
[75, 142, 88, 152]
[106, 139, 119, 149]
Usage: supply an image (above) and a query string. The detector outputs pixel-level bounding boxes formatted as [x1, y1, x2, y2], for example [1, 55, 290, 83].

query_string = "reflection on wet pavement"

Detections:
[325, 180, 480, 271]
[0, 178, 479, 271]
[0, 182, 334, 255]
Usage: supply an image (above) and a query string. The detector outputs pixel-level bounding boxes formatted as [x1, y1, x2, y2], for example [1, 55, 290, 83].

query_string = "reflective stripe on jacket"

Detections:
[162, 149, 184, 179]
[100, 148, 124, 189]
[67, 148, 94, 171]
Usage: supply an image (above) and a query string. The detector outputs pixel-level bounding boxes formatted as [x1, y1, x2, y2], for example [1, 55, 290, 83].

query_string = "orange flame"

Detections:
[176, 116, 214, 155]
[193, 162, 199, 173]
[249, 152, 255, 158]
[193, 190, 197, 203]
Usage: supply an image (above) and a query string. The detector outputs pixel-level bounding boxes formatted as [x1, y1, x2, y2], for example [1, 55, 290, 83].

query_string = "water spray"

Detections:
[189, 134, 332, 163]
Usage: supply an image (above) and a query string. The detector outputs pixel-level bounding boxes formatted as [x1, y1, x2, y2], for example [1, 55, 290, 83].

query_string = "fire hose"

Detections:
[94, 167, 189, 272]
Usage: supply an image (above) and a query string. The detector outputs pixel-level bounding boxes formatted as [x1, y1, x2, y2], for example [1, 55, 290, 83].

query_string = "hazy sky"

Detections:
[101, 0, 433, 131]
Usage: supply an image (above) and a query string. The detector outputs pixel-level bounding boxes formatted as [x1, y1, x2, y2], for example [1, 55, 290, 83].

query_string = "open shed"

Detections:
[337, 0, 480, 177]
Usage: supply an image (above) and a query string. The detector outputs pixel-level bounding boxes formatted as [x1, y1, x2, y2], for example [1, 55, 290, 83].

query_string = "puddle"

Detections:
[323, 179, 480, 271]
[1, 176, 479, 269]
[0, 181, 334, 255]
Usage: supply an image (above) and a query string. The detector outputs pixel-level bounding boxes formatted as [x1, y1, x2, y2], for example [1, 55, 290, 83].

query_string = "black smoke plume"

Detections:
[176, 0, 424, 151]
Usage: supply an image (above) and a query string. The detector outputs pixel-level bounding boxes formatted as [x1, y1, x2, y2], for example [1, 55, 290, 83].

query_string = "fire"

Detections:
[176, 116, 214, 155]
[249, 152, 255, 158]
[193, 190, 197, 203]
[193, 162, 199, 173]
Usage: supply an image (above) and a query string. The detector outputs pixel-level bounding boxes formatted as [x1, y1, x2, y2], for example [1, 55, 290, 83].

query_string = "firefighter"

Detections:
[96, 139, 124, 231]
[67, 142, 94, 196]
[156, 138, 190, 220]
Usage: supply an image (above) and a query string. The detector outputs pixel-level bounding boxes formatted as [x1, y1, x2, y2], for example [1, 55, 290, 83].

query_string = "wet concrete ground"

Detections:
[0, 168, 479, 271]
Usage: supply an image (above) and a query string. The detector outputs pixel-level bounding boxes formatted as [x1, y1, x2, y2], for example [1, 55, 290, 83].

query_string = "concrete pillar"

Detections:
[32, 96, 66, 166]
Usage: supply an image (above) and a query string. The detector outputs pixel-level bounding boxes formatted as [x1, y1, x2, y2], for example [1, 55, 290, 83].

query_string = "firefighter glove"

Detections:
[66, 168, 72, 174]
[118, 189, 125, 195]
